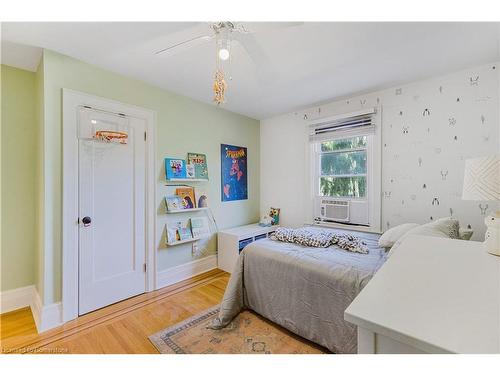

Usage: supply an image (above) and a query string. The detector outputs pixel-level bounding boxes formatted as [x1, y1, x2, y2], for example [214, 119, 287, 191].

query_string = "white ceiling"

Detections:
[1, 22, 499, 119]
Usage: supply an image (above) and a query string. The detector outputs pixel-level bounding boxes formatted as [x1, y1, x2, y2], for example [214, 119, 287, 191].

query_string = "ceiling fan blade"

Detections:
[155, 34, 213, 55]
[233, 33, 277, 82]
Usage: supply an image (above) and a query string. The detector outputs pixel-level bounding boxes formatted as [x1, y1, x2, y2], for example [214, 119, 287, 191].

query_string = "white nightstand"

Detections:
[217, 223, 278, 273]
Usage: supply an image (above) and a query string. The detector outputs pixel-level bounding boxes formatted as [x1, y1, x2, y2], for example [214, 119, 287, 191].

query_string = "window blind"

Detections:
[309, 108, 376, 142]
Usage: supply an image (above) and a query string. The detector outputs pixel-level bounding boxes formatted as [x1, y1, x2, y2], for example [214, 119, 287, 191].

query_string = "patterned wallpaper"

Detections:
[302, 62, 499, 239]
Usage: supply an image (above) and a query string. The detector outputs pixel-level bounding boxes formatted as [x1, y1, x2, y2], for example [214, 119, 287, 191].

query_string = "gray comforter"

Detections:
[210, 227, 387, 353]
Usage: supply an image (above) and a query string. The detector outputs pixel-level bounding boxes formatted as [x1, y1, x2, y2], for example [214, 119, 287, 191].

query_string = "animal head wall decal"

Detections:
[469, 76, 479, 86]
[479, 204, 489, 215]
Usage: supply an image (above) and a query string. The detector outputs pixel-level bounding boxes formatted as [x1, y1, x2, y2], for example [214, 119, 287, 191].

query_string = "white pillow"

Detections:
[388, 217, 460, 257]
[378, 223, 420, 248]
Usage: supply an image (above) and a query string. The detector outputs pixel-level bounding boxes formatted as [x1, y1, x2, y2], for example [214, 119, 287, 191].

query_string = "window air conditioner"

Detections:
[319, 199, 350, 222]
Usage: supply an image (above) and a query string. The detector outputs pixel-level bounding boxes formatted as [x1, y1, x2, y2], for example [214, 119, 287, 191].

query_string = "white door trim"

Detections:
[62, 89, 157, 323]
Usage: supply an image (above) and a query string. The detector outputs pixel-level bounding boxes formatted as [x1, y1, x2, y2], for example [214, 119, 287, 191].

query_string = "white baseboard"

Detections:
[157, 255, 218, 289]
[0, 285, 35, 314]
[31, 289, 62, 333]
[0, 284, 62, 333]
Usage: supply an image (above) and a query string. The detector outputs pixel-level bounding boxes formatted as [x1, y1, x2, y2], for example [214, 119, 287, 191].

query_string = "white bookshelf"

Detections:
[165, 234, 210, 247]
[165, 178, 209, 183]
[217, 223, 278, 273]
[165, 207, 209, 214]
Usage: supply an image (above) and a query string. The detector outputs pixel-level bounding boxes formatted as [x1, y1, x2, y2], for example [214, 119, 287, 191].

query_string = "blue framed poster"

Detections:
[221, 144, 248, 202]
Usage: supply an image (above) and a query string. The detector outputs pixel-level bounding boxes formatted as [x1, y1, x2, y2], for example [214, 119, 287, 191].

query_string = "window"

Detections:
[318, 136, 368, 198]
[309, 107, 381, 230]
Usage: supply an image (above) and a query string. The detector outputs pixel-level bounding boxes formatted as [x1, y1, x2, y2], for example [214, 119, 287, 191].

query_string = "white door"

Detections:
[78, 108, 146, 315]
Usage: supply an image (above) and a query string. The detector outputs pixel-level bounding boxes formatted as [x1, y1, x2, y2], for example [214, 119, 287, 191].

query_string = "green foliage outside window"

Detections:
[319, 136, 367, 198]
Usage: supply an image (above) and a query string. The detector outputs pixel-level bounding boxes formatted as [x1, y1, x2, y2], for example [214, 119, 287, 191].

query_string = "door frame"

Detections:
[62, 89, 157, 322]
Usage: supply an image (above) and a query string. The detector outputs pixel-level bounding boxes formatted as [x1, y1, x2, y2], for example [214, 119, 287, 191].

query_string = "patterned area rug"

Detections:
[149, 306, 329, 354]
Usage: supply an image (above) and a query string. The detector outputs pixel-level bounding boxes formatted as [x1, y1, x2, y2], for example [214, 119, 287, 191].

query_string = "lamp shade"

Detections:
[462, 155, 500, 201]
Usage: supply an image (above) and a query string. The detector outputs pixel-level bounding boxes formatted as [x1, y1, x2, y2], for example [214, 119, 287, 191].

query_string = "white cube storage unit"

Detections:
[217, 223, 278, 273]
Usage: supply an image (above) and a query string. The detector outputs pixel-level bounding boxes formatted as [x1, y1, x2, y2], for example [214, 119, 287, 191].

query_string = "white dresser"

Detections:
[217, 223, 278, 273]
[344, 234, 500, 354]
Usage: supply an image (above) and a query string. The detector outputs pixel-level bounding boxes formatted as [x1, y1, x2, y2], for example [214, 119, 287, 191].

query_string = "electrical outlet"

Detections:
[192, 242, 199, 256]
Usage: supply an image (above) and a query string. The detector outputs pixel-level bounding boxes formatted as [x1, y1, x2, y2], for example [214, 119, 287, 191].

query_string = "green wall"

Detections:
[40, 50, 260, 304]
[1, 65, 37, 291]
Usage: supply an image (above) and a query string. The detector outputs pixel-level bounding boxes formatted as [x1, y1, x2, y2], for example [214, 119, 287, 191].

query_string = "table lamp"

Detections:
[462, 155, 500, 256]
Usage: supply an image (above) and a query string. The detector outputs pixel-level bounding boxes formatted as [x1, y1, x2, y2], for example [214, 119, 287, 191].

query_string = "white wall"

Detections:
[261, 62, 500, 240]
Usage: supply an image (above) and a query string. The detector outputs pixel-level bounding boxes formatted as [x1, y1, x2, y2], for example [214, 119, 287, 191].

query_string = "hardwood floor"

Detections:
[0, 269, 229, 354]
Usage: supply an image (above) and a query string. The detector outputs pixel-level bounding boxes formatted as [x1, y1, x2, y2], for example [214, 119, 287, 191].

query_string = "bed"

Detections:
[210, 226, 387, 354]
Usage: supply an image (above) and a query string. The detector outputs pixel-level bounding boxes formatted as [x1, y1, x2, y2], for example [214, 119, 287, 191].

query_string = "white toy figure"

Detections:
[484, 213, 500, 256]
[259, 215, 273, 227]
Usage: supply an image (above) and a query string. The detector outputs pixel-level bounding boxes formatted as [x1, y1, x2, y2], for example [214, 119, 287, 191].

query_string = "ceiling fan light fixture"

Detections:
[218, 48, 230, 60]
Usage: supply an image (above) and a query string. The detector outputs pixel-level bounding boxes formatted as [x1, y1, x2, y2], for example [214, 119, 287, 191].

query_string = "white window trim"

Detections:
[306, 107, 382, 233]
[62, 89, 157, 323]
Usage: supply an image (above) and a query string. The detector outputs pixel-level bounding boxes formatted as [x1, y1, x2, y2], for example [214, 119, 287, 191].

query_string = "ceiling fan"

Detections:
[155, 22, 302, 105]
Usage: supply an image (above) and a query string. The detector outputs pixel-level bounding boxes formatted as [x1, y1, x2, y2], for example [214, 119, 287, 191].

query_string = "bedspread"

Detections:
[210, 227, 387, 354]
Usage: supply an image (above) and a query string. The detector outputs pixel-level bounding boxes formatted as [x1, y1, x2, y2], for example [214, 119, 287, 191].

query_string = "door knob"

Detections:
[82, 216, 92, 227]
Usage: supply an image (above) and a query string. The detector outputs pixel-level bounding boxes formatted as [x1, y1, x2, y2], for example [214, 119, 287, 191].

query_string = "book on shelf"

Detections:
[187, 153, 209, 180]
[186, 164, 196, 179]
[194, 186, 209, 208]
[165, 195, 183, 211]
[165, 158, 186, 180]
[166, 219, 193, 244]
[176, 187, 196, 209]
[191, 216, 210, 238]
